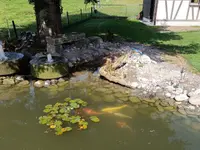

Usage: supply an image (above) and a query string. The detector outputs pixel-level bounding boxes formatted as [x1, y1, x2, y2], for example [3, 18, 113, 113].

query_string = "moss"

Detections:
[31, 63, 68, 79]
[0, 61, 20, 76]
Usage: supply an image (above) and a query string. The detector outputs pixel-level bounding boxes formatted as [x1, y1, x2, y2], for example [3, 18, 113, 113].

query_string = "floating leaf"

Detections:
[63, 127, 72, 132]
[45, 104, 53, 109]
[55, 130, 63, 135]
[43, 108, 51, 113]
[59, 108, 66, 113]
[54, 120, 62, 126]
[50, 125, 56, 129]
[90, 116, 100, 123]
[64, 98, 71, 102]
[70, 116, 81, 124]
[69, 100, 77, 103]
[76, 99, 88, 106]
[61, 114, 69, 121]
[70, 102, 80, 109]
[39, 116, 52, 125]
[54, 102, 63, 107]
[39, 98, 100, 135]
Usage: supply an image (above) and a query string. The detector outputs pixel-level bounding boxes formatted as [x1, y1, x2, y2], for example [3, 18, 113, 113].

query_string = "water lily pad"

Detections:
[39, 116, 52, 125]
[54, 120, 62, 126]
[90, 116, 100, 123]
[45, 104, 53, 109]
[70, 116, 81, 124]
[70, 102, 80, 109]
[64, 127, 72, 132]
[43, 108, 51, 113]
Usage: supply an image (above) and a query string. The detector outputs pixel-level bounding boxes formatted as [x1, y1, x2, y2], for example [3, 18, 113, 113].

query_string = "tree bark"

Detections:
[34, 0, 63, 39]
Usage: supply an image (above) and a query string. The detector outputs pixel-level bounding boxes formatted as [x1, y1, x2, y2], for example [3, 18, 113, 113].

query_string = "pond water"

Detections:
[0, 72, 200, 150]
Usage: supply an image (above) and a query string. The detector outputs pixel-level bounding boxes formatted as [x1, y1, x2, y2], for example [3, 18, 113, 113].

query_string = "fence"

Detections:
[65, 4, 143, 27]
[65, 7, 92, 27]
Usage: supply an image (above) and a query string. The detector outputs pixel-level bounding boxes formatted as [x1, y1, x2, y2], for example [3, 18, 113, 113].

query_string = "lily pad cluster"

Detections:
[39, 98, 100, 135]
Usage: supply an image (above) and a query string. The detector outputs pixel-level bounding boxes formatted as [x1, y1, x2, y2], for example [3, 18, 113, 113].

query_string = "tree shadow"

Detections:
[0, 10, 200, 76]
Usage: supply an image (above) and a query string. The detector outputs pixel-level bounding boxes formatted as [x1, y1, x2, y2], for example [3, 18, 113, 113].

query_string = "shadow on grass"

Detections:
[0, 12, 200, 64]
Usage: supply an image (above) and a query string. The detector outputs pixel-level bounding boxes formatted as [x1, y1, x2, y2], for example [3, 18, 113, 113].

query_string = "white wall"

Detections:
[155, 0, 200, 26]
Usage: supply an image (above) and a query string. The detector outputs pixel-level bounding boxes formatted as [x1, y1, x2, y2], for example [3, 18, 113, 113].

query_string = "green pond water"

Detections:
[0, 72, 200, 150]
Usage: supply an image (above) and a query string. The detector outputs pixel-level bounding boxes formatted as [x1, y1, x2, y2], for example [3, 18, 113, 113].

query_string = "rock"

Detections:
[164, 106, 175, 111]
[17, 80, 29, 86]
[160, 101, 169, 107]
[178, 108, 187, 115]
[51, 79, 58, 85]
[189, 95, 200, 106]
[34, 80, 44, 88]
[144, 99, 156, 103]
[58, 78, 65, 82]
[166, 86, 175, 92]
[57, 81, 68, 86]
[103, 95, 115, 102]
[3, 78, 15, 85]
[175, 88, 183, 95]
[165, 92, 171, 98]
[139, 104, 149, 108]
[129, 97, 141, 103]
[131, 82, 139, 88]
[168, 99, 175, 106]
[96, 88, 107, 93]
[44, 80, 51, 87]
[175, 94, 189, 101]
[139, 55, 151, 64]
[157, 105, 164, 112]
[120, 96, 129, 102]
[190, 122, 200, 131]
[15, 76, 24, 81]
[188, 89, 200, 97]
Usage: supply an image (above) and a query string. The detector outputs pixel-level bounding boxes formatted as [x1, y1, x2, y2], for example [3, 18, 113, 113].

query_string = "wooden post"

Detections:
[80, 9, 83, 20]
[12, 20, 18, 39]
[66, 12, 70, 25]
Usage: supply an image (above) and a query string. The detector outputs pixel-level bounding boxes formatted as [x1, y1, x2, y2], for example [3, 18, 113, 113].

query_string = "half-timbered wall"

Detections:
[155, 0, 200, 26]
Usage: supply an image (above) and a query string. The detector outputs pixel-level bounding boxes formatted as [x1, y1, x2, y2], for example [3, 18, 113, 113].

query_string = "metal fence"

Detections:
[65, 7, 92, 27]
[65, 4, 143, 27]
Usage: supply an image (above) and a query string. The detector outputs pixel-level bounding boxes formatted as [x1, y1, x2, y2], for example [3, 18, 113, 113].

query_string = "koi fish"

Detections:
[116, 121, 133, 132]
[82, 108, 103, 115]
[113, 112, 132, 119]
[101, 105, 128, 113]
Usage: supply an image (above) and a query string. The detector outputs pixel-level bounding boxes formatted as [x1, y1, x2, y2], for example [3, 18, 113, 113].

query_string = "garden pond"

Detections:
[0, 71, 200, 150]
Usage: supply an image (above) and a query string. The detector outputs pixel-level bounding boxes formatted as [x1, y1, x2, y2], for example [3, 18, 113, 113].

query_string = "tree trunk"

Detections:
[34, 0, 63, 40]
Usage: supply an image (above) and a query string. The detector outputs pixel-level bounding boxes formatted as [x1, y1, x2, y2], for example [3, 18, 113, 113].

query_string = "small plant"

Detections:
[39, 98, 100, 135]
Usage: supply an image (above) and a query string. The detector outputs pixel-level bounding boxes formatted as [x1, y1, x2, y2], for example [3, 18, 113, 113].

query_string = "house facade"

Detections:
[142, 0, 200, 26]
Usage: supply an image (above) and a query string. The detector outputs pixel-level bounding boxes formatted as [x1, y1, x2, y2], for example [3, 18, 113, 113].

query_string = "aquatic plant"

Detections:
[39, 98, 100, 135]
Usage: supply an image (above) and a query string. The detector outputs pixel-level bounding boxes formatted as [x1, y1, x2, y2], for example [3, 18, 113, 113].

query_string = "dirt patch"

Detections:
[163, 54, 199, 74]
[158, 26, 200, 32]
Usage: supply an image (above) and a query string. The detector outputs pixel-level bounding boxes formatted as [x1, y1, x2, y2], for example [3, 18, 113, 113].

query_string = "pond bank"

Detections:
[98, 42, 200, 117]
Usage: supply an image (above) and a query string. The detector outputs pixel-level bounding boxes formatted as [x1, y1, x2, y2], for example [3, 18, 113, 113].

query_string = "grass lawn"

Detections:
[0, 0, 200, 71]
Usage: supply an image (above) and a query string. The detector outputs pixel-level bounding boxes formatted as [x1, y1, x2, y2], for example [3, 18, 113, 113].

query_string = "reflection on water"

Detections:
[25, 80, 36, 110]
[0, 74, 199, 150]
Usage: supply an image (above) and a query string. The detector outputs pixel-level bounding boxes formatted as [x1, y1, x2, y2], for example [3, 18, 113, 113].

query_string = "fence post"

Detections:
[12, 20, 18, 39]
[91, 7, 93, 17]
[80, 9, 83, 20]
[66, 11, 70, 25]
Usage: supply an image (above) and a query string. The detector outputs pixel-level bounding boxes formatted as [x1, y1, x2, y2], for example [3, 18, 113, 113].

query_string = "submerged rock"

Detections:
[34, 80, 44, 88]
[129, 97, 141, 103]
[17, 80, 29, 86]
[3, 78, 15, 85]
[157, 105, 164, 112]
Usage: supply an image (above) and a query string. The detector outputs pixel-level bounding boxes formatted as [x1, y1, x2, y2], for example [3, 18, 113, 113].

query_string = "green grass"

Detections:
[0, 0, 200, 71]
